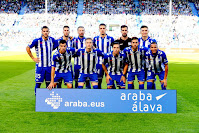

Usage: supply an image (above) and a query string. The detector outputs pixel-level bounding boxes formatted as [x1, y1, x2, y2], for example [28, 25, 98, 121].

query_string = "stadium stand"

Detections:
[0, 0, 199, 51]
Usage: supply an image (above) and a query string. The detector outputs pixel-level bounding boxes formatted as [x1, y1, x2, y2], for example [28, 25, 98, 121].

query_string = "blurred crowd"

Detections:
[83, 0, 193, 16]
[0, 0, 199, 51]
[25, 0, 78, 14]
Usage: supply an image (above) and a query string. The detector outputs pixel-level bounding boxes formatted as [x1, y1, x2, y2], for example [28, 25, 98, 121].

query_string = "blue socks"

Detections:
[152, 83, 156, 89]
[35, 83, 41, 96]
[139, 84, 144, 89]
[147, 82, 153, 90]
[128, 84, 134, 89]
[86, 79, 91, 89]
[161, 83, 167, 90]
[45, 82, 50, 88]
[78, 86, 83, 89]
[93, 85, 98, 89]
[98, 79, 102, 89]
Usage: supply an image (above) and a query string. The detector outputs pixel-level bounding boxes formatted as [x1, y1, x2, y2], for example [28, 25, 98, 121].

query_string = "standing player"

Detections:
[115, 25, 132, 50]
[57, 26, 73, 88]
[76, 38, 104, 89]
[47, 40, 75, 89]
[73, 26, 91, 88]
[123, 37, 148, 89]
[102, 42, 128, 89]
[146, 42, 168, 90]
[58, 26, 73, 47]
[139, 25, 156, 49]
[26, 26, 58, 95]
[93, 23, 114, 89]
[139, 25, 157, 89]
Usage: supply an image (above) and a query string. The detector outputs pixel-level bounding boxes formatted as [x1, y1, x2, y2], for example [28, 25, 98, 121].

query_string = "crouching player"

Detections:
[48, 40, 75, 89]
[123, 37, 148, 89]
[102, 42, 128, 89]
[146, 42, 168, 90]
[76, 38, 104, 89]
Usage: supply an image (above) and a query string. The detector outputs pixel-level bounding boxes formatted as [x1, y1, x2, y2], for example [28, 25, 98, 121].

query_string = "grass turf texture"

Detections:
[0, 52, 199, 132]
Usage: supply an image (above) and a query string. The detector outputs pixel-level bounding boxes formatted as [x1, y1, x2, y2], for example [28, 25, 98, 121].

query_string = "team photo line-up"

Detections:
[26, 23, 168, 94]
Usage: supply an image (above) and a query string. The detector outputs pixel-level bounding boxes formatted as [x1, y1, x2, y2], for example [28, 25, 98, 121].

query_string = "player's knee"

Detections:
[120, 86, 125, 89]
[67, 84, 72, 88]
[107, 86, 112, 89]
[139, 81, 144, 85]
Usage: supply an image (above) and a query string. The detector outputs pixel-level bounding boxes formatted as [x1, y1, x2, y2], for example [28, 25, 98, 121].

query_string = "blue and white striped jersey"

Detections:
[52, 47, 75, 73]
[76, 48, 104, 74]
[58, 36, 73, 47]
[28, 36, 59, 67]
[123, 46, 148, 72]
[93, 35, 114, 64]
[103, 51, 127, 75]
[146, 49, 168, 73]
[138, 36, 156, 49]
[73, 37, 86, 65]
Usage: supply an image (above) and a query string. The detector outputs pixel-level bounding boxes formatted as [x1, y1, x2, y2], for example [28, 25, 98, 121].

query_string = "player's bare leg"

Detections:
[139, 81, 145, 89]
[91, 82, 98, 89]
[66, 83, 72, 88]
[78, 82, 84, 89]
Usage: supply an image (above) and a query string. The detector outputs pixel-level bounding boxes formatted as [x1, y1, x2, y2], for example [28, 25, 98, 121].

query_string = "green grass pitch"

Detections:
[0, 52, 199, 132]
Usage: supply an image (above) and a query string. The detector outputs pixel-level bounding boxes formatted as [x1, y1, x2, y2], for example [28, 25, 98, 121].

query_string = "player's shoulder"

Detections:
[124, 46, 131, 51]
[106, 51, 112, 56]
[33, 37, 41, 42]
[94, 48, 102, 52]
[145, 49, 151, 55]
[120, 51, 126, 56]
[48, 36, 56, 40]
[158, 49, 166, 55]
[57, 36, 63, 40]
[105, 34, 113, 38]
[78, 48, 85, 51]
[93, 35, 99, 39]
[53, 50, 60, 56]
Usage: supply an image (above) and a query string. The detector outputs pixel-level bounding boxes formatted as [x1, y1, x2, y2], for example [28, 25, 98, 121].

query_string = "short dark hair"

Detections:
[112, 41, 120, 47]
[41, 26, 49, 30]
[121, 25, 128, 30]
[59, 40, 66, 44]
[99, 23, 106, 28]
[85, 38, 93, 41]
[63, 26, 70, 29]
[140, 25, 148, 29]
[77, 26, 84, 30]
[131, 37, 138, 41]
[150, 41, 158, 47]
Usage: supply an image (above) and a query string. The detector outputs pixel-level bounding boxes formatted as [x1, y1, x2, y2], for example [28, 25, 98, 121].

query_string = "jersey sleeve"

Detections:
[52, 38, 59, 50]
[123, 53, 128, 64]
[75, 49, 81, 56]
[28, 39, 38, 48]
[162, 51, 168, 64]
[70, 47, 76, 55]
[93, 37, 97, 48]
[111, 37, 114, 43]
[72, 38, 77, 49]
[52, 54, 59, 67]
[97, 49, 104, 57]
[103, 54, 108, 65]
